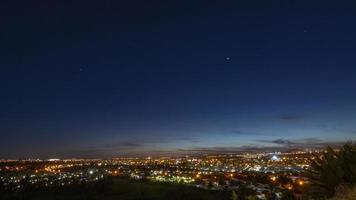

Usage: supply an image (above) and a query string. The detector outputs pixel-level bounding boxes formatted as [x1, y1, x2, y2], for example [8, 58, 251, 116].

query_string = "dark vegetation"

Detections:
[307, 143, 356, 199]
[0, 177, 228, 200]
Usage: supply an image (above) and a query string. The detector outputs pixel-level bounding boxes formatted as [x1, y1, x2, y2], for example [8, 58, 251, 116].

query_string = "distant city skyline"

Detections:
[1, 1, 356, 158]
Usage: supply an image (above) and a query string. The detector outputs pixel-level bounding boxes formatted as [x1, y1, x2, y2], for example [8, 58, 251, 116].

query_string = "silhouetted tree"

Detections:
[246, 196, 258, 200]
[281, 190, 295, 200]
[230, 190, 238, 200]
[307, 143, 356, 198]
[237, 184, 256, 200]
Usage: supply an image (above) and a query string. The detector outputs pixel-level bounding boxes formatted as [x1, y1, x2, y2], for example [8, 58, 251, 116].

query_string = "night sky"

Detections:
[1, 0, 356, 158]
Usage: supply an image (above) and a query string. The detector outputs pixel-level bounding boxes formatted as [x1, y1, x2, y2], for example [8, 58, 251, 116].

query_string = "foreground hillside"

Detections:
[330, 188, 356, 200]
[0, 177, 227, 200]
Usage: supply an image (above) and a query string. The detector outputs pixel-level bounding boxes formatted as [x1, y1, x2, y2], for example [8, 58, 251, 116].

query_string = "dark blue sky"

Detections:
[1, 0, 356, 158]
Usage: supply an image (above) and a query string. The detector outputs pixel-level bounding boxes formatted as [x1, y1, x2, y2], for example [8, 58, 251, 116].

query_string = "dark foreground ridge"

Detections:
[0, 177, 225, 200]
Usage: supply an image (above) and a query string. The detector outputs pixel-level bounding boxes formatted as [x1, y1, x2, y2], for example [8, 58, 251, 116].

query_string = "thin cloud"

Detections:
[176, 139, 347, 155]
[256, 139, 297, 145]
[277, 114, 304, 122]
[176, 145, 295, 154]
[63, 136, 200, 156]
[256, 137, 344, 149]
[321, 126, 356, 135]
[230, 130, 270, 136]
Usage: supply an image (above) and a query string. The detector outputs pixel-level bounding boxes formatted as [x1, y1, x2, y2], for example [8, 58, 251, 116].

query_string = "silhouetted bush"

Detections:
[307, 143, 356, 198]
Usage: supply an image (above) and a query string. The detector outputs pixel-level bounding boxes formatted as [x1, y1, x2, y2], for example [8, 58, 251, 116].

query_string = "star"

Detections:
[226, 57, 231, 61]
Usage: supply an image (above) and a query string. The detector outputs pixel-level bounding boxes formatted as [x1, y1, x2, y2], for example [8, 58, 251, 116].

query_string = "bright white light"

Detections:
[271, 155, 279, 160]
